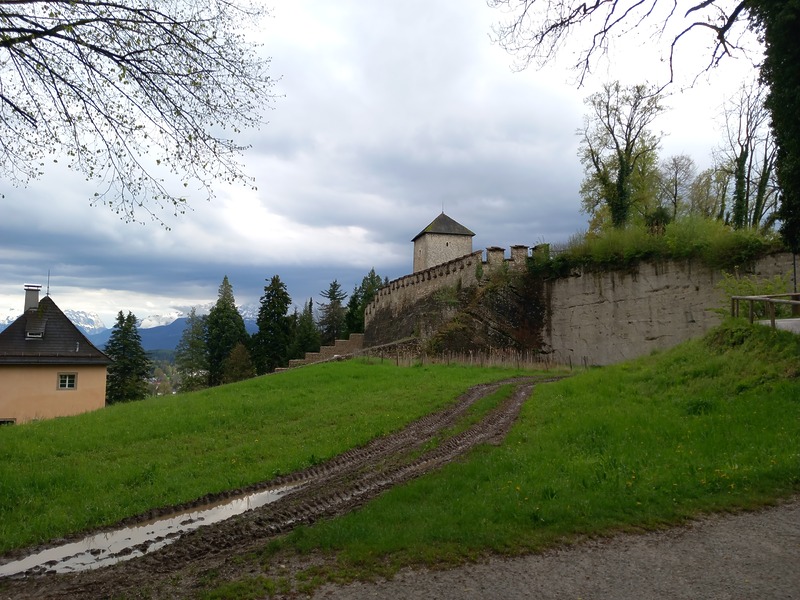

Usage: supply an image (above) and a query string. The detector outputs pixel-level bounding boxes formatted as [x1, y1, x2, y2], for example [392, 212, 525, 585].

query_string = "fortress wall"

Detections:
[365, 247, 530, 326]
[365, 246, 795, 366]
[545, 252, 794, 366]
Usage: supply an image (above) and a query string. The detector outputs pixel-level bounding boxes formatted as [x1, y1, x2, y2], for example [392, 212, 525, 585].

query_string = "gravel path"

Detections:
[312, 497, 800, 600]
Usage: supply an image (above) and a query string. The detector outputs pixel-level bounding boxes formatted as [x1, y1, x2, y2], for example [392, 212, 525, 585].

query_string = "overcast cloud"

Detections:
[0, 0, 761, 326]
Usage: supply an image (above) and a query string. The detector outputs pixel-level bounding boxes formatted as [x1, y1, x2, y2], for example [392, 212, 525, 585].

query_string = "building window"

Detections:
[58, 373, 77, 390]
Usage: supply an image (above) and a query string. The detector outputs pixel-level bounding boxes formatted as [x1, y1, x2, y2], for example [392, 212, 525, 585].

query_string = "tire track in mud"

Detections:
[2, 376, 558, 600]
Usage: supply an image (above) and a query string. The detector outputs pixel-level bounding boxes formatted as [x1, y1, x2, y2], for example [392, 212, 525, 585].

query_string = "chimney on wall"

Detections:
[23, 284, 42, 312]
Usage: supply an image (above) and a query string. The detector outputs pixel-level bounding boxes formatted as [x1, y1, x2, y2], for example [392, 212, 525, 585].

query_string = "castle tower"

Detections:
[412, 212, 475, 273]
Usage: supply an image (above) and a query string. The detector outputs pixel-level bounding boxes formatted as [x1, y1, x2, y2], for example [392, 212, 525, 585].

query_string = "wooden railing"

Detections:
[730, 293, 800, 328]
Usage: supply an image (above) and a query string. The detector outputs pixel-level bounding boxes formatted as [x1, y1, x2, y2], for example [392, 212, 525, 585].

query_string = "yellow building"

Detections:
[0, 285, 110, 424]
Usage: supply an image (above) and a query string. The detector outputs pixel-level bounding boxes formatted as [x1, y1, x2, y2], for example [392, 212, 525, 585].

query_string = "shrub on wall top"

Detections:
[529, 218, 784, 277]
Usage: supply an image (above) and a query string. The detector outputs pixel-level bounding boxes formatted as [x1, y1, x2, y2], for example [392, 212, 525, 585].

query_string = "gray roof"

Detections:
[0, 296, 111, 365]
[412, 213, 475, 242]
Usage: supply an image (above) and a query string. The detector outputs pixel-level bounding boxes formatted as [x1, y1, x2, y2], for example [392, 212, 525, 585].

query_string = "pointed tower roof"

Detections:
[412, 213, 475, 242]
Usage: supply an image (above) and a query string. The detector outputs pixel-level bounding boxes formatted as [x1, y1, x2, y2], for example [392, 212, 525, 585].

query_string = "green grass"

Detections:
[4, 321, 800, 598]
[261, 320, 800, 587]
[0, 360, 538, 553]
[535, 217, 784, 276]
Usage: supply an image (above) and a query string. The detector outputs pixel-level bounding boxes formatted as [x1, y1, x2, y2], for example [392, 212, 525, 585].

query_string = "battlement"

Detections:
[364, 245, 531, 328]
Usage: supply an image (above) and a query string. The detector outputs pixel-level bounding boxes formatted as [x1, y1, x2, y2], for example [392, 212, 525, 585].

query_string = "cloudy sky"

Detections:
[0, 1, 761, 327]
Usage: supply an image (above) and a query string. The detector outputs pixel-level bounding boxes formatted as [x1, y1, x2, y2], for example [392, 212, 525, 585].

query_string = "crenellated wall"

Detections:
[364, 247, 796, 366]
[364, 245, 531, 328]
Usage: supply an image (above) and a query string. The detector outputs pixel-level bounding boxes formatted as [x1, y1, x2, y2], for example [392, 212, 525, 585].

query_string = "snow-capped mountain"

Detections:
[137, 303, 257, 329]
[0, 302, 259, 349]
[0, 308, 105, 335]
[238, 303, 259, 322]
[0, 313, 16, 330]
[139, 311, 185, 329]
[64, 310, 107, 335]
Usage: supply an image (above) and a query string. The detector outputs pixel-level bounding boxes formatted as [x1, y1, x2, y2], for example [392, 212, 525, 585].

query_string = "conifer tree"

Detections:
[290, 298, 321, 358]
[175, 307, 208, 392]
[317, 280, 347, 346]
[205, 276, 248, 386]
[252, 275, 292, 374]
[344, 268, 385, 335]
[105, 311, 150, 403]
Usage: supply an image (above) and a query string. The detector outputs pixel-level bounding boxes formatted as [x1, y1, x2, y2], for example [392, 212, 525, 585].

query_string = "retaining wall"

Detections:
[364, 248, 795, 366]
[545, 253, 794, 365]
[288, 334, 364, 368]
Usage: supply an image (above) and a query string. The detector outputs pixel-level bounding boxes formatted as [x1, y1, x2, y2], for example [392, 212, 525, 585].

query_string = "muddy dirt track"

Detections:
[0, 377, 547, 599]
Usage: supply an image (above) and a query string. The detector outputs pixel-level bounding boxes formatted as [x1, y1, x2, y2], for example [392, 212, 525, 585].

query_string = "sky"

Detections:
[0, 0, 762, 327]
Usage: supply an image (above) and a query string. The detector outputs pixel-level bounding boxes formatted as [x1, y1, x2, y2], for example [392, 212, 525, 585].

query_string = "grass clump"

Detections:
[266, 320, 800, 587]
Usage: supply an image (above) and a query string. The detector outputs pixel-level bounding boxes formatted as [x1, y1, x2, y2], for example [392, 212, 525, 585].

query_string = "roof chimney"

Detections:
[24, 284, 42, 312]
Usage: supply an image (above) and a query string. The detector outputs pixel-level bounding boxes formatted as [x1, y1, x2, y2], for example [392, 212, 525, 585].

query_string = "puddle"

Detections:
[0, 484, 298, 578]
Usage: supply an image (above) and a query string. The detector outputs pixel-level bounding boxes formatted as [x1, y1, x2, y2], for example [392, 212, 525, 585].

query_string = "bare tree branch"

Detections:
[0, 0, 275, 225]
[489, 0, 755, 86]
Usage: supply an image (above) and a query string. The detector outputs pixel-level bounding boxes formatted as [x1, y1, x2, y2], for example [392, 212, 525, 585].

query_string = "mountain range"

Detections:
[0, 306, 259, 352]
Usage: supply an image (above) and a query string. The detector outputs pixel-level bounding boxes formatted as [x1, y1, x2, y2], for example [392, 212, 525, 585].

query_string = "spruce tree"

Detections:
[205, 276, 248, 386]
[175, 307, 208, 392]
[290, 298, 321, 358]
[252, 275, 292, 374]
[317, 280, 347, 346]
[343, 287, 363, 336]
[105, 311, 150, 403]
[344, 268, 385, 335]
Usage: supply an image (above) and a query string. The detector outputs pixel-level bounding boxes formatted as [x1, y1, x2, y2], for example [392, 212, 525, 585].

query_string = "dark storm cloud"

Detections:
[1, 0, 749, 324]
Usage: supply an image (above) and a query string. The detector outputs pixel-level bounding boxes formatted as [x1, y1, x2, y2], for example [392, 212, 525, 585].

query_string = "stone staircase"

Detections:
[287, 333, 365, 368]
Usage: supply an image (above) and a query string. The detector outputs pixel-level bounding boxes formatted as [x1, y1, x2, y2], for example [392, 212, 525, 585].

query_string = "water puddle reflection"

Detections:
[0, 484, 298, 578]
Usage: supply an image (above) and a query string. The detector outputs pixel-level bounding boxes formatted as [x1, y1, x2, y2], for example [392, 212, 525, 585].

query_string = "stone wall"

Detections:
[364, 248, 795, 366]
[365, 245, 531, 330]
[544, 253, 794, 365]
[287, 334, 365, 368]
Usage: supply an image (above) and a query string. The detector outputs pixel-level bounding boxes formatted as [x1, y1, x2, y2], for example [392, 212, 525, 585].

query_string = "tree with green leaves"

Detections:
[317, 280, 347, 346]
[105, 311, 150, 403]
[749, 2, 800, 250]
[290, 298, 321, 359]
[689, 166, 731, 221]
[490, 1, 799, 248]
[657, 154, 697, 221]
[175, 307, 208, 392]
[0, 0, 274, 223]
[718, 80, 778, 231]
[252, 275, 292, 374]
[222, 342, 256, 384]
[578, 82, 664, 228]
[206, 276, 248, 387]
[344, 268, 385, 335]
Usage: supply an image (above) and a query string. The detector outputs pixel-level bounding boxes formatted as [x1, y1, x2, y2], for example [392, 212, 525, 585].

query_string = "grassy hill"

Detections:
[1, 319, 799, 596]
[0, 360, 537, 553]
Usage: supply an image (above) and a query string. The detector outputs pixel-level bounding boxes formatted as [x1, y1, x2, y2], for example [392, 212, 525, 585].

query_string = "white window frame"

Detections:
[57, 373, 77, 391]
